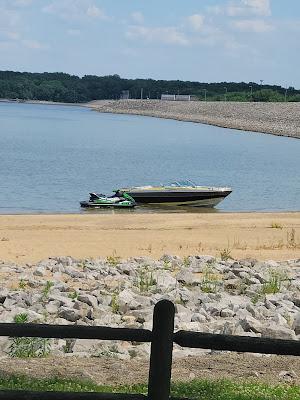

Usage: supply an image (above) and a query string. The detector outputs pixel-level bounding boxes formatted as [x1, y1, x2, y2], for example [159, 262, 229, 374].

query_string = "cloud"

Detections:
[186, 14, 204, 32]
[4, 31, 20, 40]
[126, 25, 189, 46]
[13, 0, 33, 6]
[131, 11, 144, 24]
[43, 0, 108, 21]
[86, 5, 107, 19]
[21, 39, 47, 49]
[233, 18, 273, 32]
[227, 0, 271, 17]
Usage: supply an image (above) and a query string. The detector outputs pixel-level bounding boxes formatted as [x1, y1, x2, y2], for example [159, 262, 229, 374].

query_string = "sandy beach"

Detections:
[0, 213, 299, 263]
[89, 99, 300, 139]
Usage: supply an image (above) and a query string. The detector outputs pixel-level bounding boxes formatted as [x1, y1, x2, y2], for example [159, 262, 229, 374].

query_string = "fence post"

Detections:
[147, 300, 175, 400]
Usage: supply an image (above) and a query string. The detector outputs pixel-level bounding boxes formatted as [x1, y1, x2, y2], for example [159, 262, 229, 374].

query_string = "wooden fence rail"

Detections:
[0, 299, 299, 400]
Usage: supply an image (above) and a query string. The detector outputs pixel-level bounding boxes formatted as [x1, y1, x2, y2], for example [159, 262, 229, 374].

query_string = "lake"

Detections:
[0, 102, 299, 213]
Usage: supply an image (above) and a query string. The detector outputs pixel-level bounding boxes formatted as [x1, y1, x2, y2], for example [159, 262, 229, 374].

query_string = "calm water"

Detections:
[0, 102, 299, 213]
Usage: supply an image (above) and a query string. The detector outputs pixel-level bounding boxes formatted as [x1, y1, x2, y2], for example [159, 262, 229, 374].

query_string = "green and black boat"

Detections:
[80, 192, 136, 208]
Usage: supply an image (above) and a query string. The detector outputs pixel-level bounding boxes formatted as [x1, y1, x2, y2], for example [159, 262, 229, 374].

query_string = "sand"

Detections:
[0, 213, 299, 263]
[89, 99, 300, 139]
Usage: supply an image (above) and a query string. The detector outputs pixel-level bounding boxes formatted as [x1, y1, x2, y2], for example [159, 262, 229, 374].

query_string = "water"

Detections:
[0, 102, 299, 213]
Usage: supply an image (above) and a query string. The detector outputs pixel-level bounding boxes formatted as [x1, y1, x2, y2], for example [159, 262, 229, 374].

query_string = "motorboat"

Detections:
[80, 192, 136, 208]
[114, 180, 232, 207]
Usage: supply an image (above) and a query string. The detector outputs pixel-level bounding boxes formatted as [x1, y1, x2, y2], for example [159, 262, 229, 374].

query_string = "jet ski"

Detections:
[80, 192, 136, 208]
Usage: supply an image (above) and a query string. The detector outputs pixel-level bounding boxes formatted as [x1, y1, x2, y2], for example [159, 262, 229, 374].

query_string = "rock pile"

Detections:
[0, 255, 300, 359]
[91, 100, 300, 139]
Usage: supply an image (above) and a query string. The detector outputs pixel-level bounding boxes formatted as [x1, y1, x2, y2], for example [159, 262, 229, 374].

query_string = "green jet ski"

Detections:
[80, 192, 136, 208]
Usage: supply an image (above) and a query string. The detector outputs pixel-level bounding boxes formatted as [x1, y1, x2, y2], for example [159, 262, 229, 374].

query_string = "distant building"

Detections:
[161, 94, 191, 101]
[161, 94, 176, 101]
[175, 94, 191, 101]
[120, 90, 130, 100]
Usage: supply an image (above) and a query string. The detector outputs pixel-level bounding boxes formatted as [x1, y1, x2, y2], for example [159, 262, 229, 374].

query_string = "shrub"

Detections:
[8, 314, 51, 358]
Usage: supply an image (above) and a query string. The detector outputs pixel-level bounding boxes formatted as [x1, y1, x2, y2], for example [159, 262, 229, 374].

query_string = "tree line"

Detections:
[0, 70, 299, 103]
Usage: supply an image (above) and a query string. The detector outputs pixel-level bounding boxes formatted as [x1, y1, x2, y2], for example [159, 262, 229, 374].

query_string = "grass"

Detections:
[0, 375, 299, 400]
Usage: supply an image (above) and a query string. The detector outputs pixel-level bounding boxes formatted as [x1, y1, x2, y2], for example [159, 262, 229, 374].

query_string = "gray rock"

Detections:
[292, 313, 300, 334]
[220, 308, 235, 318]
[77, 294, 98, 309]
[64, 266, 85, 279]
[33, 267, 46, 277]
[239, 316, 263, 333]
[262, 324, 296, 340]
[58, 307, 81, 322]
[0, 288, 9, 304]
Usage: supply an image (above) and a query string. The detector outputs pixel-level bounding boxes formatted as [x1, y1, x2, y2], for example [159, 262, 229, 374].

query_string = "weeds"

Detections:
[8, 314, 51, 358]
[220, 248, 232, 261]
[111, 293, 120, 314]
[106, 252, 121, 267]
[41, 281, 54, 301]
[135, 269, 156, 293]
[200, 267, 221, 294]
[261, 270, 287, 294]
[270, 222, 283, 229]
[183, 256, 190, 268]
[68, 291, 78, 300]
[18, 279, 27, 290]
[287, 228, 297, 248]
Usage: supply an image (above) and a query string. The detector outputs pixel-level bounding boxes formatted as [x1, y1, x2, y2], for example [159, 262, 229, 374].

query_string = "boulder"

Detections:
[58, 307, 81, 322]
[77, 294, 98, 309]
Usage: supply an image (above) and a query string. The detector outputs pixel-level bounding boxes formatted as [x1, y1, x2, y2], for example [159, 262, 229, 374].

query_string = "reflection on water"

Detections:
[80, 203, 219, 215]
[0, 102, 299, 213]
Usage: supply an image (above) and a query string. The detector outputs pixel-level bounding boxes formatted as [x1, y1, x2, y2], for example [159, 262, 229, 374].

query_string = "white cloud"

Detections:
[22, 39, 46, 49]
[43, 1, 108, 21]
[233, 19, 273, 32]
[206, 5, 223, 15]
[126, 25, 189, 46]
[86, 5, 107, 19]
[186, 14, 204, 32]
[5, 31, 20, 40]
[13, 0, 33, 6]
[227, 0, 271, 17]
[131, 11, 144, 24]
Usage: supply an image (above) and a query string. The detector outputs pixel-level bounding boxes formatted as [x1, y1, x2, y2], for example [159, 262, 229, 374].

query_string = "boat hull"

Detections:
[115, 190, 232, 207]
[80, 201, 135, 208]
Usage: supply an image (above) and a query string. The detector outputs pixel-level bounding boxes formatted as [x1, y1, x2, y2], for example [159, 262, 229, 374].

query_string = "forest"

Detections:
[0, 70, 299, 103]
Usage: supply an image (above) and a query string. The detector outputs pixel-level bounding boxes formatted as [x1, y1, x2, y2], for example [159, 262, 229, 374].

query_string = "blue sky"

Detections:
[0, 0, 300, 87]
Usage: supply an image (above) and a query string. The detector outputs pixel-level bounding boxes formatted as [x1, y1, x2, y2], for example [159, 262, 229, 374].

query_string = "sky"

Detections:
[0, 0, 300, 87]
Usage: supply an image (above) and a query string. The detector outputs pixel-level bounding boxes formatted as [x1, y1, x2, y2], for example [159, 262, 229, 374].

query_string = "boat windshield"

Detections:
[167, 180, 197, 187]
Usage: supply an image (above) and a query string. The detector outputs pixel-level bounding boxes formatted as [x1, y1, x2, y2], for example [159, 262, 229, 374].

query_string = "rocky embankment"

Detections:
[1, 255, 300, 360]
[89, 100, 300, 139]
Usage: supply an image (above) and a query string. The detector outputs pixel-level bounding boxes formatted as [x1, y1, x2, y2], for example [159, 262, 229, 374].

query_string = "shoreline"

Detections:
[0, 212, 299, 263]
[89, 100, 300, 139]
[1, 98, 299, 139]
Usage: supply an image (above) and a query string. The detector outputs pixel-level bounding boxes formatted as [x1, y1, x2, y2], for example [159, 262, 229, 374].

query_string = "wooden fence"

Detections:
[0, 299, 300, 399]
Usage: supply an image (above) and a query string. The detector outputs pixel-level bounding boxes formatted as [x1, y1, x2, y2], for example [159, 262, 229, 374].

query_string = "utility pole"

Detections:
[249, 85, 253, 96]
[224, 87, 227, 102]
[285, 87, 288, 102]
[204, 89, 207, 102]
[140, 88, 143, 100]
